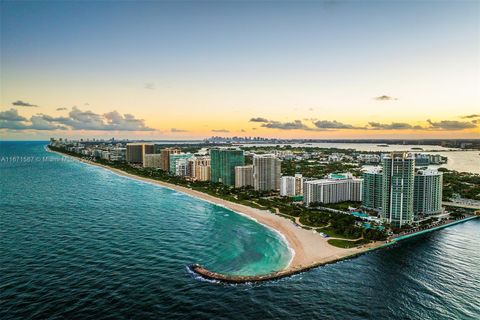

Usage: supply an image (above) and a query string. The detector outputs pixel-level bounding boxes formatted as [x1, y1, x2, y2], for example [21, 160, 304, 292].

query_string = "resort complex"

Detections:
[362, 154, 444, 227]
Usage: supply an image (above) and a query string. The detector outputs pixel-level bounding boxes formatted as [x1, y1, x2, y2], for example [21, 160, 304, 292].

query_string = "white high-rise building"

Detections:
[235, 165, 253, 188]
[381, 152, 415, 227]
[175, 158, 190, 177]
[253, 154, 281, 191]
[280, 174, 303, 197]
[362, 158, 444, 227]
[414, 168, 443, 218]
[303, 175, 363, 206]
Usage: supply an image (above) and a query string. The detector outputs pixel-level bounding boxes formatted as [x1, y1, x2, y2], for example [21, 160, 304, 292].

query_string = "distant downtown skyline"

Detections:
[1, 1, 479, 140]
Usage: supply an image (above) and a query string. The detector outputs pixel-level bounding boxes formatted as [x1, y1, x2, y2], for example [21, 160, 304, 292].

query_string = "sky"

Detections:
[1, 0, 479, 140]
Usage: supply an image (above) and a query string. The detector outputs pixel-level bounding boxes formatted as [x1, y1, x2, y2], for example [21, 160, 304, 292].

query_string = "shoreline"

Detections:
[190, 216, 479, 283]
[47, 148, 382, 274]
[47, 147, 479, 283]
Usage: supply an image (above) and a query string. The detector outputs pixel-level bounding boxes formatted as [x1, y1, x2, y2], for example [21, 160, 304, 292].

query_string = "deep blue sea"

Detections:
[1, 141, 479, 320]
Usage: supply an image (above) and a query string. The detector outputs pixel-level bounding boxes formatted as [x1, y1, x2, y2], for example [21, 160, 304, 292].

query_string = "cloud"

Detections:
[368, 122, 418, 130]
[0, 109, 67, 130]
[0, 109, 27, 121]
[251, 117, 478, 132]
[257, 118, 359, 131]
[102, 110, 153, 131]
[249, 117, 270, 123]
[261, 120, 310, 130]
[0, 107, 154, 131]
[367, 120, 478, 131]
[12, 100, 39, 107]
[426, 119, 477, 131]
[171, 128, 188, 132]
[29, 116, 68, 130]
[462, 114, 480, 119]
[144, 82, 155, 90]
[56, 107, 68, 111]
[314, 120, 362, 129]
[0, 120, 29, 130]
[212, 129, 230, 133]
[373, 95, 398, 101]
[240, 129, 246, 132]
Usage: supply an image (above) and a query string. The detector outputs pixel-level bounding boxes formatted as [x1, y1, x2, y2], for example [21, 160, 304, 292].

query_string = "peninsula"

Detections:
[47, 147, 383, 271]
[47, 142, 479, 283]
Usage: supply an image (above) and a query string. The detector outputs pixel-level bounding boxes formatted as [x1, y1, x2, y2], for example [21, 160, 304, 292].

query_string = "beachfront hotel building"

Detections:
[193, 164, 211, 181]
[109, 147, 126, 162]
[413, 168, 443, 218]
[143, 153, 163, 168]
[175, 158, 190, 177]
[252, 154, 281, 191]
[362, 166, 383, 211]
[280, 174, 304, 197]
[235, 165, 253, 188]
[210, 148, 245, 186]
[362, 158, 444, 226]
[303, 175, 362, 206]
[381, 152, 415, 227]
[160, 148, 181, 171]
[169, 153, 192, 175]
[188, 156, 211, 181]
[126, 143, 154, 164]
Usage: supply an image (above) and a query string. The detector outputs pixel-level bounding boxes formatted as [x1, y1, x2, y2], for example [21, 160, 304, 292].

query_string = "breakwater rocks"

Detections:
[191, 216, 479, 284]
[189, 250, 369, 284]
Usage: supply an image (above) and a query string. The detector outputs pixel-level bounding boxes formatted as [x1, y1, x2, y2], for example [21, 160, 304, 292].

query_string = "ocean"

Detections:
[1, 141, 479, 319]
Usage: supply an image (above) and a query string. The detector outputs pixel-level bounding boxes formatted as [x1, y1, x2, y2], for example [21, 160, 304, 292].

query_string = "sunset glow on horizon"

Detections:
[1, 1, 479, 140]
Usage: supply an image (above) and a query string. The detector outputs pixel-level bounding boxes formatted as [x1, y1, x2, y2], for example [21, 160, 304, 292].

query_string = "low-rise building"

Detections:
[101, 150, 110, 160]
[109, 147, 126, 161]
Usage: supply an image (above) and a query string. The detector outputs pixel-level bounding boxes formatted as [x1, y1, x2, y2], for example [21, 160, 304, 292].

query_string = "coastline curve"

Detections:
[46, 146, 479, 284]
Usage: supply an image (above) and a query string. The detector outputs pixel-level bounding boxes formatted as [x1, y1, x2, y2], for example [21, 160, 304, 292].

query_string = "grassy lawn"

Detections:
[316, 227, 359, 239]
[320, 201, 361, 211]
[327, 238, 371, 248]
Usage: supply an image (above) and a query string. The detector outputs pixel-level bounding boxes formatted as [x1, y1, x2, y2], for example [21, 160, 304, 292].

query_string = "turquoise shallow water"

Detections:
[1, 141, 479, 319]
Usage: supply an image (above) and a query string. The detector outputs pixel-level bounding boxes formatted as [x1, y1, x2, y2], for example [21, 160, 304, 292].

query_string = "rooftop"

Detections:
[416, 168, 442, 176]
[362, 166, 382, 174]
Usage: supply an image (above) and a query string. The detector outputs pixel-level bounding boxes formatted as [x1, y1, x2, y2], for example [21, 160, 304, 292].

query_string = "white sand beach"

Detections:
[50, 149, 382, 273]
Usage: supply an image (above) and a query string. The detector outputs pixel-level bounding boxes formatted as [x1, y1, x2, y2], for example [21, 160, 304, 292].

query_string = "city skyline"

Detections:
[1, 1, 479, 140]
